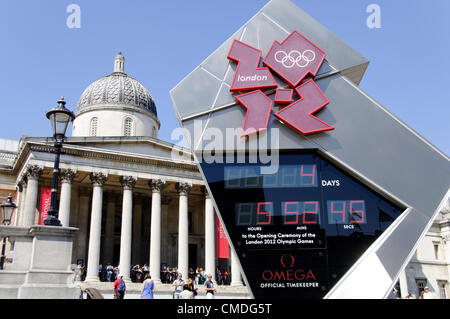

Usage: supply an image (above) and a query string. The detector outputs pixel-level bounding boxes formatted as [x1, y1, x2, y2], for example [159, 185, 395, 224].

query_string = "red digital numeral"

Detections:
[283, 202, 299, 225]
[300, 164, 316, 186]
[303, 201, 319, 224]
[330, 201, 346, 223]
[256, 202, 272, 225]
[350, 200, 365, 224]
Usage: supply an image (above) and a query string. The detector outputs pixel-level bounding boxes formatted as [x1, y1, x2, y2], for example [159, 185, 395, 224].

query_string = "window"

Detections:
[124, 117, 133, 136]
[152, 126, 157, 138]
[438, 281, 448, 299]
[433, 242, 440, 260]
[90, 117, 98, 136]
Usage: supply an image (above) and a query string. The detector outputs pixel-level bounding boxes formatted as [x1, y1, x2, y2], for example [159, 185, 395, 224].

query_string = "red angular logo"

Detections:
[227, 30, 333, 137]
[263, 31, 326, 88]
[274, 79, 334, 135]
[227, 39, 277, 92]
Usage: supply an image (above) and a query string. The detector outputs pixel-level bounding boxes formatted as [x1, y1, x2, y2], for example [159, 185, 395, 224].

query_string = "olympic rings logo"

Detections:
[274, 49, 316, 69]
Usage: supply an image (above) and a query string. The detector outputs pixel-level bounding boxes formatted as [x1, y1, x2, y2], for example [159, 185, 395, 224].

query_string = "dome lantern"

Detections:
[114, 52, 125, 73]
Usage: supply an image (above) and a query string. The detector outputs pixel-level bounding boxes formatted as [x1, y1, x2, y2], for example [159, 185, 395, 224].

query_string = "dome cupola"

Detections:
[72, 53, 160, 138]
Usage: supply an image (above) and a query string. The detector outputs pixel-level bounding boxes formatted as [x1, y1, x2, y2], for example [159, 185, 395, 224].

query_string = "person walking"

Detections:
[204, 274, 216, 299]
[140, 274, 154, 299]
[113, 274, 126, 299]
[172, 273, 185, 299]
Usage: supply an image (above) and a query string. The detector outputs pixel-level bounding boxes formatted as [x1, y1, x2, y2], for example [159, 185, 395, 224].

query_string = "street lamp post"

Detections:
[43, 97, 75, 226]
[0, 194, 16, 270]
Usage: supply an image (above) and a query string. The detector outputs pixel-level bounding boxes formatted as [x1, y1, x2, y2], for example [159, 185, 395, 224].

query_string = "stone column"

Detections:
[104, 192, 116, 264]
[176, 182, 191, 279]
[119, 176, 136, 282]
[22, 165, 43, 227]
[149, 179, 165, 283]
[58, 169, 76, 227]
[17, 178, 27, 226]
[231, 246, 243, 286]
[85, 172, 107, 282]
[203, 187, 216, 281]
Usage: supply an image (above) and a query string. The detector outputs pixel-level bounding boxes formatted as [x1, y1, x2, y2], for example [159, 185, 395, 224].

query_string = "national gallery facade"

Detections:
[0, 53, 243, 285]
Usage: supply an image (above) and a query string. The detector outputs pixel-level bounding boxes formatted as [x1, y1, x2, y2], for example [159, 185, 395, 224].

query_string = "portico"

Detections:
[8, 136, 242, 285]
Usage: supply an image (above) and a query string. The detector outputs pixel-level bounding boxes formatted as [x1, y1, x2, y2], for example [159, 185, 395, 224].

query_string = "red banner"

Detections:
[216, 215, 229, 259]
[38, 188, 51, 225]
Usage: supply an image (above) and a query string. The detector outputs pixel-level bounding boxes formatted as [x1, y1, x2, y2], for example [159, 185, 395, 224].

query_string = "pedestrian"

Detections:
[98, 263, 103, 281]
[106, 263, 114, 282]
[140, 274, 154, 299]
[75, 262, 84, 282]
[391, 288, 400, 299]
[172, 267, 178, 283]
[404, 293, 415, 299]
[113, 265, 119, 281]
[199, 268, 206, 284]
[222, 270, 229, 285]
[195, 267, 200, 285]
[161, 266, 167, 284]
[135, 265, 143, 283]
[142, 264, 149, 278]
[113, 274, 126, 299]
[187, 278, 198, 298]
[420, 286, 432, 299]
[204, 274, 216, 299]
[216, 267, 222, 285]
[172, 273, 185, 299]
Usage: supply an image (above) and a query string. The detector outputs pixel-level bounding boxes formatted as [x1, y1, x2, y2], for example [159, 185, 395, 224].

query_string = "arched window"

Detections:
[90, 117, 98, 136]
[124, 117, 133, 136]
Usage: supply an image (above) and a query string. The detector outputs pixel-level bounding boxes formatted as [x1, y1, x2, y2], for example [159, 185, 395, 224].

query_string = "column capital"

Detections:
[90, 172, 107, 186]
[16, 181, 24, 192]
[176, 182, 192, 196]
[25, 165, 43, 181]
[149, 179, 165, 193]
[120, 175, 137, 190]
[201, 186, 211, 198]
[60, 168, 76, 184]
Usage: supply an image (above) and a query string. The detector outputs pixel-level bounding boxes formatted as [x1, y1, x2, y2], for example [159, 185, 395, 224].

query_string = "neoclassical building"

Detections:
[0, 53, 243, 286]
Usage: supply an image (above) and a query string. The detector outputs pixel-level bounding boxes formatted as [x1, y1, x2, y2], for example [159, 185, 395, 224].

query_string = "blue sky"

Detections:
[0, 0, 449, 156]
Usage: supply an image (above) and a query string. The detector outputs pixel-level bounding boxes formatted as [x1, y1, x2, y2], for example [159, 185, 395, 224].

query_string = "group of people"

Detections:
[172, 273, 216, 299]
[110, 271, 216, 299]
[391, 286, 433, 299]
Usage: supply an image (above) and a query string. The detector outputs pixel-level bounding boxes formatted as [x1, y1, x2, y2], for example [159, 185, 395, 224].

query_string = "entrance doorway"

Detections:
[189, 244, 198, 270]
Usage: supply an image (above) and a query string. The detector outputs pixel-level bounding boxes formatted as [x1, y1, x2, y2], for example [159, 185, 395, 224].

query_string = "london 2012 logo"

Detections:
[227, 30, 334, 137]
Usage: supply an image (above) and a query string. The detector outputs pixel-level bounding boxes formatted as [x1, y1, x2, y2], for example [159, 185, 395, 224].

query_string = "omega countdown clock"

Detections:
[170, 0, 450, 299]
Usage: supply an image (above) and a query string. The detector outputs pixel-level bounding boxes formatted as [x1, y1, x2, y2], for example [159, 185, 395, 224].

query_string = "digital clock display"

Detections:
[200, 151, 404, 299]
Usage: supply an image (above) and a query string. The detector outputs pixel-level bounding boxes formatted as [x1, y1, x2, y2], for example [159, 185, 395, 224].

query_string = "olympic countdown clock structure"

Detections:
[170, 0, 450, 299]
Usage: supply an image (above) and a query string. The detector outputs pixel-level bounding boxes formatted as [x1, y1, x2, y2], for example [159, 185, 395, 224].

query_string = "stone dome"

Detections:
[76, 53, 157, 118]
[72, 53, 160, 138]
